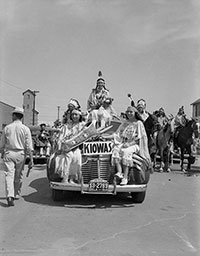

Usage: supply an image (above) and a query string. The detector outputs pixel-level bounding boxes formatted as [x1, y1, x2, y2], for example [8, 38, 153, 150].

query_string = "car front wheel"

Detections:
[131, 191, 146, 203]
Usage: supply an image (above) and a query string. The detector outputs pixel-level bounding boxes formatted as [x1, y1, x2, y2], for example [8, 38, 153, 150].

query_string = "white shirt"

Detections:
[0, 120, 33, 153]
[139, 111, 149, 122]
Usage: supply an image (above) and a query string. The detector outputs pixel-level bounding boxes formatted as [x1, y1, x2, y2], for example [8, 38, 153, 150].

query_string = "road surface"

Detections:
[0, 160, 200, 256]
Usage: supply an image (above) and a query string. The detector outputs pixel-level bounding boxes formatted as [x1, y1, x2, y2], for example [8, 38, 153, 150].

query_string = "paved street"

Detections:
[0, 160, 200, 256]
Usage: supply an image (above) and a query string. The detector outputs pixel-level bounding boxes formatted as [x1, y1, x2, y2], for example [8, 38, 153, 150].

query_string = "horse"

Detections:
[156, 121, 173, 172]
[176, 119, 199, 172]
[143, 114, 158, 166]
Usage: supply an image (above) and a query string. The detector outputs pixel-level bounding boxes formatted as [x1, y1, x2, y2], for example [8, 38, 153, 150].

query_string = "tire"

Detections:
[128, 168, 150, 185]
[144, 169, 150, 184]
[51, 189, 64, 201]
[133, 168, 150, 184]
[131, 191, 146, 204]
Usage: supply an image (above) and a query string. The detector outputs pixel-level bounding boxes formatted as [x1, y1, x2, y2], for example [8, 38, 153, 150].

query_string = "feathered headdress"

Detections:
[97, 70, 105, 83]
[68, 98, 81, 109]
[179, 106, 184, 111]
[98, 71, 102, 77]
[159, 107, 164, 112]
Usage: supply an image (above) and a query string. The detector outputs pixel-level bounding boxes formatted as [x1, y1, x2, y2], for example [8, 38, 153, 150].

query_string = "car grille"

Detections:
[81, 156, 115, 183]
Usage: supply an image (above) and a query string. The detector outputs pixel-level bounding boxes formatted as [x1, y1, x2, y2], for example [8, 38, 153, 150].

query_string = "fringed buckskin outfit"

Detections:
[50, 121, 86, 182]
[112, 120, 151, 167]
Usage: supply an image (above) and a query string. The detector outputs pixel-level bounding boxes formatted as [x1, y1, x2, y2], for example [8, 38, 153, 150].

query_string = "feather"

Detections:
[98, 71, 102, 77]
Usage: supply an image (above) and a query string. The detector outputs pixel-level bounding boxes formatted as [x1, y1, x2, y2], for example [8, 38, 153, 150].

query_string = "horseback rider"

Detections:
[136, 99, 158, 163]
[157, 108, 169, 129]
[87, 71, 110, 111]
[152, 107, 168, 139]
[173, 106, 187, 151]
[174, 106, 187, 129]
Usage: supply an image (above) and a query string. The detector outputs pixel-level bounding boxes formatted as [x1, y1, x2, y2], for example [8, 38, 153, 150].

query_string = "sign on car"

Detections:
[82, 141, 113, 155]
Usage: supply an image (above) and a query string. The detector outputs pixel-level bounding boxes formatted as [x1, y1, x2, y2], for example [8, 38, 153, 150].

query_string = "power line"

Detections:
[0, 78, 69, 101]
[0, 79, 85, 114]
[0, 79, 24, 90]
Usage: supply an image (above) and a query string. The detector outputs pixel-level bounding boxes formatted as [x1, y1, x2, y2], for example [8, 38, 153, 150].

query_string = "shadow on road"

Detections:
[0, 197, 9, 208]
[23, 177, 136, 209]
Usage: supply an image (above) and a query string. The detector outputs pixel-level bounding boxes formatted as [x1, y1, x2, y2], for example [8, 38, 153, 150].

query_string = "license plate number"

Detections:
[88, 179, 109, 192]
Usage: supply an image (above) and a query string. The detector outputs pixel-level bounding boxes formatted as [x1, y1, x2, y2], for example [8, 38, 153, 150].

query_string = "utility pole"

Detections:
[57, 106, 60, 121]
[32, 90, 39, 125]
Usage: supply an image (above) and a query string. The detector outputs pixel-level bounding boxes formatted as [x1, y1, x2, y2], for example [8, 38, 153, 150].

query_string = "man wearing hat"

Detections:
[0, 107, 34, 206]
[87, 71, 110, 111]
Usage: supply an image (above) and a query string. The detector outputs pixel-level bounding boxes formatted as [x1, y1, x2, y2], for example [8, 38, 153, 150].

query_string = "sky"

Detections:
[0, 0, 200, 125]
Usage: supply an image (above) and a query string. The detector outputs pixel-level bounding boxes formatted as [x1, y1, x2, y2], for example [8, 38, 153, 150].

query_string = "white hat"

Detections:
[137, 99, 146, 109]
[12, 107, 24, 116]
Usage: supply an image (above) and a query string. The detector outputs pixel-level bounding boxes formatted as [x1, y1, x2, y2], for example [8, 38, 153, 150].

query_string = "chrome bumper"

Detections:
[50, 181, 147, 195]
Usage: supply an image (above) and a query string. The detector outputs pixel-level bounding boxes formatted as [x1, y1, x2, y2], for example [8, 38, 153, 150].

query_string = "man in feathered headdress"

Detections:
[62, 98, 81, 124]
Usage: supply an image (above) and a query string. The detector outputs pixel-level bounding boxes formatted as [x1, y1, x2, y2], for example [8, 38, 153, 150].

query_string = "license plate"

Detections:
[88, 179, 109, 192]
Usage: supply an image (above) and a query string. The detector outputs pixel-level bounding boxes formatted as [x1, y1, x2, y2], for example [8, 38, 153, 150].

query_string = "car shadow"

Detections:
[23, 177, 136, 209]
[0, 197, 9, 207]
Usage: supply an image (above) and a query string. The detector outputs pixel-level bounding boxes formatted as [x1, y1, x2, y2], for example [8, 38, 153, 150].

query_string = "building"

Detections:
[22, 89, 39, 126]
[191, 98, 200, 122]
[0, 101, 15, 133]
[0, 89, 39, 135]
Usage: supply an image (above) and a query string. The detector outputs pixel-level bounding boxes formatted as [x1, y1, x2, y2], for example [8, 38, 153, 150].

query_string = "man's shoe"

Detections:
[7, 197, 14, 207]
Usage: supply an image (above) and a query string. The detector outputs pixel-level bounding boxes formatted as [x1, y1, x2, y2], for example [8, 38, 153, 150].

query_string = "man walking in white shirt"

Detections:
[0, 107, 34, 206]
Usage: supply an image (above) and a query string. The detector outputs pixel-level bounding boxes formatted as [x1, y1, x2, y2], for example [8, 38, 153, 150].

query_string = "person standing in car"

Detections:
[87, 71, 110, 111]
